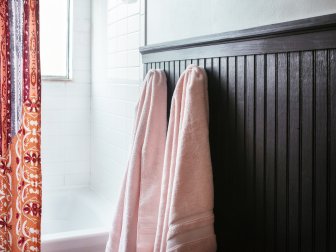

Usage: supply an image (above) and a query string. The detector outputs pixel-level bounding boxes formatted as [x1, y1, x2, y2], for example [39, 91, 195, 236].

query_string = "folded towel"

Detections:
[154, 65, 216, 252]
[106, 69, 167, 252]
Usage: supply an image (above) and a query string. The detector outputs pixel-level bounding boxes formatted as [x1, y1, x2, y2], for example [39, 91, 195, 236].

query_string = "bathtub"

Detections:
[42, 188, 113, 252]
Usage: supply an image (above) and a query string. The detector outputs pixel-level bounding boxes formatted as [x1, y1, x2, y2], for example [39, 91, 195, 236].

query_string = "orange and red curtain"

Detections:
[0, 0, 42, 251]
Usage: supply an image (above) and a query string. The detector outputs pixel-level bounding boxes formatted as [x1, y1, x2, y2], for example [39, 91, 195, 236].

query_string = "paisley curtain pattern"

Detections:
[0, 0, 41, 251]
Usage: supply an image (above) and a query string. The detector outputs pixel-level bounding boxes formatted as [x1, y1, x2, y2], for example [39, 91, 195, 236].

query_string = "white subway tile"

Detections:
[65, 172, 90, 186]
[127, 50, 140, 67]
[42, 82, 67, 97]
[127, 67, 140, 80]
[42, 0, 91, 189]
[107, 22, 119, 39]
[116, 35, 128, 51]
[139, 61, 144, 79]
[73, 0, 91, 19]
[42, 161, 65, 176]
[127, 32, 140, 50]
[72, 70, 91, 83]
[66, 83, 90, 97]
[66, 95, 90, 110]
[108, 0, 119, 10]
[127, 1, 140, 16]
[42, 96, 67, 110]
[43, 174, 65, 189]
[73, 31, 91, 47]
[64, 122, 90, 136]
[42, 122, 65, 136]
[107, 68, 128, 79]
[140, 0, 145, 15]
[72, 44, 91, 62]
[65, 135, 90, 162]
[91, 0, 145, 199]
[73, 18, 91, 33]
[73, 56, 91, 71]
[108, 4, 127, 24]
[108, 38, 118, 53]
[127, 15, 140, 33]
[116, 19, 128, 36]
[63, 162, 90, 174]
[140, 14, 146, 46]
[111, 51, 128, 67]
[63, 109, 90, 123]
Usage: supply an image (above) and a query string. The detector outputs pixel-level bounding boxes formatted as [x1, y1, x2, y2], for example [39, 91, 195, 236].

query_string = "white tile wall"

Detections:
[42, 0, 91, 190]
[42, 0, 145, 203]
[91, 0, 145, 204]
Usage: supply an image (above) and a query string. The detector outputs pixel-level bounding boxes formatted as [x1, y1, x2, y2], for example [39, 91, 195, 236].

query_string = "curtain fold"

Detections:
[0, 0, 41, 251]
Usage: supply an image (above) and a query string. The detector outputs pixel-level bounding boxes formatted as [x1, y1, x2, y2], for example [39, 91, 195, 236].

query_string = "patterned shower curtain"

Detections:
[0, 0, 42, 251]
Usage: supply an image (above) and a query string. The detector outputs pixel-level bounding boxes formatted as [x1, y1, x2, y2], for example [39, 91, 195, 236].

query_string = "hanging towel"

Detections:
[154, 65, 216, 252]
[106, 69, 167, 252]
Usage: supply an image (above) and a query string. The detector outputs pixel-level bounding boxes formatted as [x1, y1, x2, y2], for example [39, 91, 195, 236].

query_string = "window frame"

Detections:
[41, 0, 73, 81]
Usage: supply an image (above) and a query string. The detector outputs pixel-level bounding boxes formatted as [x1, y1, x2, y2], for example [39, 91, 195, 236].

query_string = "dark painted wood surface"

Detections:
[141, 14, 336, 252]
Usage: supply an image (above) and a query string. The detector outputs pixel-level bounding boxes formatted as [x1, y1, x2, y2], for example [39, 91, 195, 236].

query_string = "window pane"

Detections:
[40, 0, 69, 77]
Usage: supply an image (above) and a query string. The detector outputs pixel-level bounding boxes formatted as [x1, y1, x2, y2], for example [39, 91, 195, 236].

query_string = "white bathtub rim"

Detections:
[42, 227, 109, 242]
[41, 228, 109, 252]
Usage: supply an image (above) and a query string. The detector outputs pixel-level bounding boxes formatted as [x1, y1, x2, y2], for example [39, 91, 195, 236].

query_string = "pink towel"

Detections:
[106, 69, 167, 252]
[154, 65, 216, 252]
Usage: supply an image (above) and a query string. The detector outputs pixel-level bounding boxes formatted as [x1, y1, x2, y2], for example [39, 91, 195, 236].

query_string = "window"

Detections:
[40, 0, 71, 80]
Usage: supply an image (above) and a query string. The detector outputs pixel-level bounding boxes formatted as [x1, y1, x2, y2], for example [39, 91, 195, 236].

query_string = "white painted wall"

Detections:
[42, 0, 91, 190]
[91, 0, 145, 204]
[147, 0, 336, 44]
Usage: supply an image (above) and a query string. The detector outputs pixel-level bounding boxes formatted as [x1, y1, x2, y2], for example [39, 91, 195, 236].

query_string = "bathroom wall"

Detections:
[42, 0, 91, 190]
[147, 0, 336, 44]
[88, 0, 336, 204]
[91, 0, 145, 204]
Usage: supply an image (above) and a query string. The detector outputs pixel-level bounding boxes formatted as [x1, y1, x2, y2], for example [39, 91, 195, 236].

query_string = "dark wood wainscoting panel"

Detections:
[141, 14, 336, 252]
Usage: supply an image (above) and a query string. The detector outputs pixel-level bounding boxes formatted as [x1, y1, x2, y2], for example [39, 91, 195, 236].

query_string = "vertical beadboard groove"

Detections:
[143, 45, 336, 251]
[312, 50, 316, 252]
[253, 54, 258, 252]
[276, 52, 288, 252]
[237, 55, 246, 249]
[228, 56, 239, 249]
[164, 61, 170, 118]
[246, 54, 255, 250]
[263, 53, 268, 252]
[274, 52, 279, 252]
[186, 59, 192, 66]
[174, 61, 180, 87]
[315, 50, 328, 252]
[208, 57, 215, 207]
[288, 52, 300, 252]
[298, 51, 303, 252]
[199, 59, 205, 68]
[179, 60, 186, 73]
[256, 54, 265, 251]
[266, 53, 276, 252]
[218, 56, 228, 251]
[286, 52, 290, 252]
[206, 57, 214, 174]
[330, 49, 335, 252]
[326, 49, 330, 252]
[301, 51, 314, 252]
[169, 61, 175, 86]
